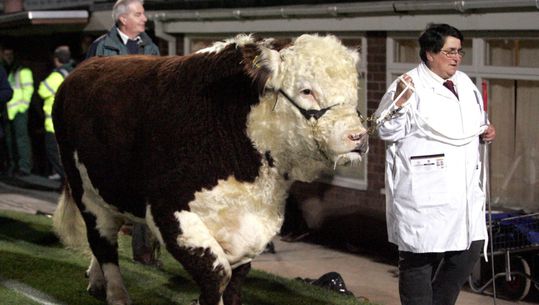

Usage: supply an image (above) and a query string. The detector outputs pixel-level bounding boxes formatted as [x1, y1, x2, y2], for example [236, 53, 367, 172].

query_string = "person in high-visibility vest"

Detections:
[1, 46, 33, 177]
[38, 46, 73, 181]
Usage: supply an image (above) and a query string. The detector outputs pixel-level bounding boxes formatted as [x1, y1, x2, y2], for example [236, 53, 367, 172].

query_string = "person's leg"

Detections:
[12, 112, 32, 174]
[132, 223, 160, 266]
[432, 240, 484, 305]
[399, 251, 441, 305]
[44, 132, 65, 179]
[4, 118, 15, 175]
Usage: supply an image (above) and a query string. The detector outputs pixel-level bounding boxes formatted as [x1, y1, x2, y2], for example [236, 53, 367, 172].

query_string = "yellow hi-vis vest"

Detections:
[7, 67, 33, 120]
[38, 68, 68, 133]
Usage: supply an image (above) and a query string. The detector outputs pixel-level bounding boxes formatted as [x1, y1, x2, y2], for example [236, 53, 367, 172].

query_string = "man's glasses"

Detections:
[440, 49, 465, 58]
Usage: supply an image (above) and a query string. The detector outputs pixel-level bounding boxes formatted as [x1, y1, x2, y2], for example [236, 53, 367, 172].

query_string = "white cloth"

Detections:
[376, 62, 488, 253]
[116, 28, 141, 45]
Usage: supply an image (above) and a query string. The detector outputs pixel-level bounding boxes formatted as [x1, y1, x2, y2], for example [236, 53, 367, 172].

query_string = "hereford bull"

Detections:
[52, 34, 368, 305]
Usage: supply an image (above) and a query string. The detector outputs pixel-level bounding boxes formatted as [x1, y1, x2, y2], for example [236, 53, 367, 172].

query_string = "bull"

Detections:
[52, 34, 368, 305]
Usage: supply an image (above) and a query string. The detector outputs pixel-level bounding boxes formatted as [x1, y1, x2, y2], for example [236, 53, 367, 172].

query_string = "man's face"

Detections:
[2, 49, 14, 65]
[427, 36, 462, 80]
[119, 2, 147, 37]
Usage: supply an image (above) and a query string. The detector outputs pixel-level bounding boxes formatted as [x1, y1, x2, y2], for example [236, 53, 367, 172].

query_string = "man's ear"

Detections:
[118, 15, 126, 27]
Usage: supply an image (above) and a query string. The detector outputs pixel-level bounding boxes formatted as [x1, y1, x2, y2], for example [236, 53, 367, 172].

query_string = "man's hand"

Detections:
[394, 74, 414, 107]
[481, 124, 496, 143]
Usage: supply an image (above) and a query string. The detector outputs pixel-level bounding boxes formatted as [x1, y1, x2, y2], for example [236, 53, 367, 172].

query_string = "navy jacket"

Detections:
[86, 25, 160, 58]
[0, 65, 13, 106]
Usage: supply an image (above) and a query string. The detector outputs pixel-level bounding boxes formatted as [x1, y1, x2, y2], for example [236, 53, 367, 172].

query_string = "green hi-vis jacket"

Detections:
[6, 66, 33, 120]
[38, 66, 71, 133]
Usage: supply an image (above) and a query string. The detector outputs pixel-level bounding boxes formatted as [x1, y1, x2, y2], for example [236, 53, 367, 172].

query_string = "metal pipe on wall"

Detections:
[148, 0, 539, 22]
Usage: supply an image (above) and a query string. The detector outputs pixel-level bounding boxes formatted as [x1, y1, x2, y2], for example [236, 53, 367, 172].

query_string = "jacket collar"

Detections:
[104, 25, 152, 51]
[418, 62, 458, 100]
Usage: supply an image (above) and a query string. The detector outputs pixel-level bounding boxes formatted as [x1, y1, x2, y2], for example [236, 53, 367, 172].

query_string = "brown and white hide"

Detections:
[52, 34, 368, 305]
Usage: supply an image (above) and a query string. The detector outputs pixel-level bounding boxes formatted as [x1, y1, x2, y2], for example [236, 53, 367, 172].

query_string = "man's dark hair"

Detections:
[418, 23, 463, 65]
[54, 46, 71, 64]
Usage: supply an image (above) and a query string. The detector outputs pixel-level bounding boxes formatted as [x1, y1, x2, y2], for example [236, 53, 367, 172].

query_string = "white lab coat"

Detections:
[376, 63, 488, 253]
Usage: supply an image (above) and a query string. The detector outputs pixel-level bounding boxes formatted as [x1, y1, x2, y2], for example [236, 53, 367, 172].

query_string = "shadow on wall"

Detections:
[281, 188, 398, 265]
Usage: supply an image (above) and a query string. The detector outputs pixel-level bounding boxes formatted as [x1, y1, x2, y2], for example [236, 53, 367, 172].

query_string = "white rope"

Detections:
[373, 76, 412, 126]
[379, 76, 487, 146]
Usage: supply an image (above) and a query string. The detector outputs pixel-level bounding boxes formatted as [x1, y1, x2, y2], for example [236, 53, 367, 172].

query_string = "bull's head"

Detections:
[246, 34, 369, 182]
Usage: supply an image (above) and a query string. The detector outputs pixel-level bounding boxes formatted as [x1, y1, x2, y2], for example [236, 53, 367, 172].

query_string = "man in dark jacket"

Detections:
[0, 65, 13, 174]
[0, 66, 12, 104]
[86, 0, 160, 57]
[85, 0, 161, 267]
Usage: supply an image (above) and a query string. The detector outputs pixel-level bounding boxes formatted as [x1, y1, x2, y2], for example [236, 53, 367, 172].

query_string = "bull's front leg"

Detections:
[163, 211, 232, 305]
[223, 263, 251, 305]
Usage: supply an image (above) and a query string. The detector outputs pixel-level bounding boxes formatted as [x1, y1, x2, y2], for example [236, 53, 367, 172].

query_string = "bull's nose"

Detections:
[350, 132, 369, 154]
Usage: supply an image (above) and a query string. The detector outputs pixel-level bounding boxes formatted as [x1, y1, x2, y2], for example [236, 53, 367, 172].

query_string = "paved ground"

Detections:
[254, 239, 537, 305]
[0, 179, 537, 305]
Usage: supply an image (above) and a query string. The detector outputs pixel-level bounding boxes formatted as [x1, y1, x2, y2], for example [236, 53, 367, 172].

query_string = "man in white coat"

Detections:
[376, 23, 496, 305]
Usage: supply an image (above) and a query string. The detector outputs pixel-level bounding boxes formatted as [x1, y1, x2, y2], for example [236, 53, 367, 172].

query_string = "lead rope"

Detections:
[367, 76, 487, 143]
[482, 108, 498, 305]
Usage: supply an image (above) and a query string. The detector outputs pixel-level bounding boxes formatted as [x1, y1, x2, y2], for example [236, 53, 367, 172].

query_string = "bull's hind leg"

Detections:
[86, 255, 106, 300]
[81, 210, 131, 305]
[69, 156, 132, 305]
[164, 211, 232, 305]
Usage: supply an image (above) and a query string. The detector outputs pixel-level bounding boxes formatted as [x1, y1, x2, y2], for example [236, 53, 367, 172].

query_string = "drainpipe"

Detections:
[153, 18, 177, 55]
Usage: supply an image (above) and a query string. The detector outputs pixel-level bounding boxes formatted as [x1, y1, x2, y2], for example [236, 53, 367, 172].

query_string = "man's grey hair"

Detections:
[112, 0, 144, 23]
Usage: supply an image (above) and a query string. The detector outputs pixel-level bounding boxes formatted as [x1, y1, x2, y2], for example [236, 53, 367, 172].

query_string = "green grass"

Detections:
[0, 210, 375, 305]
[0, 284, 43, 305]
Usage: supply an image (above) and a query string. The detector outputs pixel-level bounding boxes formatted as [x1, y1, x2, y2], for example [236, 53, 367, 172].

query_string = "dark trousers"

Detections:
[5, 112, 32, 174]
[399, 240, 484, 305]
[44, 132, 64, 179]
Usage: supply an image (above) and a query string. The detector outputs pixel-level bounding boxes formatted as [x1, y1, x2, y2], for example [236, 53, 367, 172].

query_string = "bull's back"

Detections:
[54, 49, 263, 216]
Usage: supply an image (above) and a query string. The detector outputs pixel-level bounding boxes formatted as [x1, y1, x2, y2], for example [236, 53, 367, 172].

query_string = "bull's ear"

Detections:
[348, 47, 361, 68]
[242, 44, 282, 95]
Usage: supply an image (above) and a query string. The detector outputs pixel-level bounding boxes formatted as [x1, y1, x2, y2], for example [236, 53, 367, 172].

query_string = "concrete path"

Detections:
[0, 181, 58, 215]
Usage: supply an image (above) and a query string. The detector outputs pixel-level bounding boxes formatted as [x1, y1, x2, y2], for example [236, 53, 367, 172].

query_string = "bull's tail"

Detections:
[52, 184, 89, 251]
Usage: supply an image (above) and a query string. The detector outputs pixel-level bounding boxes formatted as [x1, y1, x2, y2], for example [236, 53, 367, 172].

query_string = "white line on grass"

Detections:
[0, 276, 67, 305]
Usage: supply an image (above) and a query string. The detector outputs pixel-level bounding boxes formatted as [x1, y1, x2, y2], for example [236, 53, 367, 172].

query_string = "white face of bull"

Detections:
[247, 34, 368, 182]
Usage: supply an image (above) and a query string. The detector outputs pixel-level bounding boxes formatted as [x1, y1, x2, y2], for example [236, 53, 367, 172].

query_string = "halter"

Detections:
[278, 89, 338, 121]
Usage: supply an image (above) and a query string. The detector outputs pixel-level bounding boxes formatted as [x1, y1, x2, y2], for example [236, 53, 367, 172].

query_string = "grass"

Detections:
[0, 210, 375, 305]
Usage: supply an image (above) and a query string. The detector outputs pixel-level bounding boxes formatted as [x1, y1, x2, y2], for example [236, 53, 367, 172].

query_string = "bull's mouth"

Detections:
[352, 146, 369, 156]
[333, 148, 368, 168]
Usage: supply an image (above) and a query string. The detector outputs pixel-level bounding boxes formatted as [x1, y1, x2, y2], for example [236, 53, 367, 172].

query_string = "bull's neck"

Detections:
[247, 93, 328, 183]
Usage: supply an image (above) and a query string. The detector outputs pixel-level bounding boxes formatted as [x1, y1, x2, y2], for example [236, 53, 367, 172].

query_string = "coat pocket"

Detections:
[410, 153, 450, 207]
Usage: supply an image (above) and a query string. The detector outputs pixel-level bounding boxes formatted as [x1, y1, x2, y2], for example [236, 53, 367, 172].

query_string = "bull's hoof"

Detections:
[107, 296, 133, 305]
[109, 301, 133, 305]
[87, 285, 106, 300]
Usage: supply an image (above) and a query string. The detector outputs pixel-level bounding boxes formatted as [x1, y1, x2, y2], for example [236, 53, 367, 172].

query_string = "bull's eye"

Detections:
[300, 89, 312, 95]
